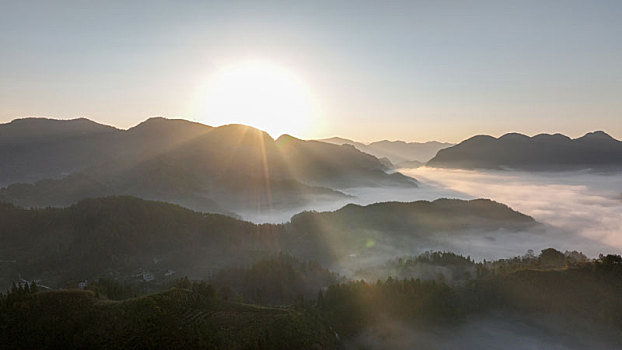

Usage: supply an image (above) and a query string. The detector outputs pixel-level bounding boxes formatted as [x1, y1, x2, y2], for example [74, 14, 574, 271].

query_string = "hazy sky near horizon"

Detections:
[1, 0, 621, 142]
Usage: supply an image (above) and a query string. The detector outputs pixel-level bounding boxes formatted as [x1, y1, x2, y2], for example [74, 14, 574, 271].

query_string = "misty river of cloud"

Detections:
[402, 167, 622, 256]
[238, 167, 622, 260]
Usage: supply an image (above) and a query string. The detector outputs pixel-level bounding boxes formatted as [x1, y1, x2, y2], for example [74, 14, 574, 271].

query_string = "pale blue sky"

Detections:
[1, 0, 621, 141]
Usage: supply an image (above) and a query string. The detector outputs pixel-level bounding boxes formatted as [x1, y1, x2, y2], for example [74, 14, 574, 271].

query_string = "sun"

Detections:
[199, 61, 317, 138]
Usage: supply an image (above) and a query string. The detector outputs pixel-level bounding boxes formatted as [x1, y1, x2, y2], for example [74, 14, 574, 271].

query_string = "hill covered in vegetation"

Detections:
[2, 251, 622, 349]
[427, 131, 622, 171]
[0, 285, 339, 350]
[0, 196, 537, 290]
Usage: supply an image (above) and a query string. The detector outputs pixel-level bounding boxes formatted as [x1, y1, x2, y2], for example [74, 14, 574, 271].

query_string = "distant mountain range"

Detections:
[0, 117, 120, 185]
[319, 137, 453, 166]
[0, 117, 417, 215]
[0, 117, 212, 186]
[0, 196, 536, 289]
[427, 131, 622, 171]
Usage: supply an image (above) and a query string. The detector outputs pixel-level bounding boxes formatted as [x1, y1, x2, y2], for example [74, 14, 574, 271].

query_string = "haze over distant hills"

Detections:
[427, 131, 622, 171]
[0, 117, 210, 186]
[0, 117, 417, 216]
[0, 118, 120, 185]
[320, 137, 453, 166]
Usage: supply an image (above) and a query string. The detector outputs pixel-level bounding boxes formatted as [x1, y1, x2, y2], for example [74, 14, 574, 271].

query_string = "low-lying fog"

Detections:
[347, 312, 621, 350]
[403, 167, 622, 257]
[238, 167, 622, 261]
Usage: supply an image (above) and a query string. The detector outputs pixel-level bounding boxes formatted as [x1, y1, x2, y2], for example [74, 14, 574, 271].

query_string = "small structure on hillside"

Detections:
[142, 272, 155, 282]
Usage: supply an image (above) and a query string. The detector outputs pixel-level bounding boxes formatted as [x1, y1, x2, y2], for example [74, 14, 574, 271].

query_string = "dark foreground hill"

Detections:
[0, 196, 536, 289]
[0, 287, 339, 350]
[2, 253, 622, 350]
[427, 131, 622, 171]
[0, 117, 417, 215]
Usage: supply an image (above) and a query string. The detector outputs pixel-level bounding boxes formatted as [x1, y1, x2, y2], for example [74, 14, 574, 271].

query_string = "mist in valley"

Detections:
[346, 312, 622, 350]
[237, 167, 621, 271]
[402, 167, 622, 256]
[319, 167, 622, 349]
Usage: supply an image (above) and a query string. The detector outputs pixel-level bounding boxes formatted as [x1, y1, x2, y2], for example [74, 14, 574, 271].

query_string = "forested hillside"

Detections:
[2, 252, 621, 349]
[0, 196, 537, 290]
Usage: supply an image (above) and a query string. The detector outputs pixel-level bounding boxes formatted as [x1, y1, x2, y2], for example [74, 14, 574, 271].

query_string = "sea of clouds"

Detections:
[238, 167, 622, 260]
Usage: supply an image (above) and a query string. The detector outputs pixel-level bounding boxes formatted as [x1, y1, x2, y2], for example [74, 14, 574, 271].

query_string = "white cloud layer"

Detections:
[238, 168, 622, 260]
[402, 167, 622, 255]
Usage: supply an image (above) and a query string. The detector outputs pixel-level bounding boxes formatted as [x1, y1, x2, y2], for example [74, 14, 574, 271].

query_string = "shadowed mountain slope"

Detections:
[0, 196, 536, 289]
[0, 118, 416, 215]
[0, 117, 215, 186]
[0, 118, 120, 186]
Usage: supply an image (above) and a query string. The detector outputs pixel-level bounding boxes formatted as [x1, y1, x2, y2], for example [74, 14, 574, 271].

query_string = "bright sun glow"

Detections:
[199, 61, 318, 138]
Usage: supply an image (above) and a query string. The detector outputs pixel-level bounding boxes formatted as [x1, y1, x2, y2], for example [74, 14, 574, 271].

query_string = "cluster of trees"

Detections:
[318, 251, 622, 337]
[86, 278, 141, 300]
[399, 251, 475, 266]
[485, 255, 622, 328]
[478, 248, 588, 277]
[593, 253, 622, 272]
[356, 248, 590, 283]
[210, 254, 341, 305]
[172, 277, 217, 300]
[318, 277, 459, 336]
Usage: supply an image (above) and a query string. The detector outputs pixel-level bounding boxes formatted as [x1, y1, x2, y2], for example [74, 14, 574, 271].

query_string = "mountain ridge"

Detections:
[0, 195, 537, 289]
[319, 136, 453, 165]
[0, 117, 417, 216]
[427, 131, 622, 171]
